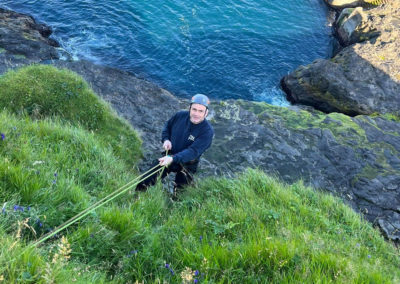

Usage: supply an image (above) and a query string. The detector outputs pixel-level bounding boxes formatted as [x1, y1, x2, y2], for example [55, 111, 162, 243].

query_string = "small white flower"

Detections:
[32, 161, 45, 166]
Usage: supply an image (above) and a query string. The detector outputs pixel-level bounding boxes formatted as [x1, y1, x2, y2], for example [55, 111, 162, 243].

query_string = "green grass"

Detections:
[0, 111, 135, 283]
[0, 64, 142, 165]
[0, 65, 399, 283]
[0, 227, 107, 283]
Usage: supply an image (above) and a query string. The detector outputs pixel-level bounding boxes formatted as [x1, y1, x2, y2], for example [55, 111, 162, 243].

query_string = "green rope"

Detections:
[31, 164, 163, 247]
[158, 149, 169, 183]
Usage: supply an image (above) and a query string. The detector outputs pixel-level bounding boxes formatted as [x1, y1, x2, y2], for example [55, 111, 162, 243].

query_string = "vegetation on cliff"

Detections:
[0, 65, 399, 283]
[0, 65, 142, 165]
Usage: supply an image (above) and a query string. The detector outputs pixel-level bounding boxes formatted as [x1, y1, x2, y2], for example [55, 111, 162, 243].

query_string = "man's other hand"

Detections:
[159, 155, 173, 167]
[163, 140, 172, 151]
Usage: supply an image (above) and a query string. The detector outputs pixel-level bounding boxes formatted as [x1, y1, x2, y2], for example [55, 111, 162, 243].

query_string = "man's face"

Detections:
[189, 103, 208, 124]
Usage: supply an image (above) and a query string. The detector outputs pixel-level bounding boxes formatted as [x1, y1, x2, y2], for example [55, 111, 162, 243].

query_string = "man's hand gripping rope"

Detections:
[159, 140, 173, 167]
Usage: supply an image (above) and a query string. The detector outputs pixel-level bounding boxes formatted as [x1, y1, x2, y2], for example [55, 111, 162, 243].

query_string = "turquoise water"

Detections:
[1, 0, 332, 105]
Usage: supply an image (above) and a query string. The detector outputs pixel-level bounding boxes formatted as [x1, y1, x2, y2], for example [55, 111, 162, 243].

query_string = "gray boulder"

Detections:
[336, 7, 380, 46]
[282, 2, 400, 116]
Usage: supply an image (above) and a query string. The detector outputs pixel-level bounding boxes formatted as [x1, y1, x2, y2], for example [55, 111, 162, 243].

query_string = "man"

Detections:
[136, 94, 214, 195]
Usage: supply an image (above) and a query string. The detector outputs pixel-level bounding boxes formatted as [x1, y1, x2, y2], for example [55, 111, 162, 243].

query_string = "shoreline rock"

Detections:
[1, 7, 400, 242]
[282, 2, 400, 117]
[0, 8, 59, 74]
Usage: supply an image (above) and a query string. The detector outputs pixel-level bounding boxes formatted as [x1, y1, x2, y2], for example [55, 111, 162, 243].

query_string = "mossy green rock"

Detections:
[207, 100, 400, 241]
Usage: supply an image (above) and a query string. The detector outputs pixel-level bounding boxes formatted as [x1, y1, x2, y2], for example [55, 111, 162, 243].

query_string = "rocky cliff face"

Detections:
[0, 8, 59, 74]
[1, 6, 400, 241]
[282, 2, 400, 117]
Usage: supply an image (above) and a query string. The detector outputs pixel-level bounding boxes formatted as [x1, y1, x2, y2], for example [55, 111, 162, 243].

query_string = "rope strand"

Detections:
[31, 164, 163, 247]
[2, 163, 166, 266]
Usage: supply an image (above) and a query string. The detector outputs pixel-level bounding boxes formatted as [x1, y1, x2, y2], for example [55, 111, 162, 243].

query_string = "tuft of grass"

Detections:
[0, 111, 138, 236]
[0, 110, 139, 282]
[0, 64, 141, 165]
[0, 218, 107, 283]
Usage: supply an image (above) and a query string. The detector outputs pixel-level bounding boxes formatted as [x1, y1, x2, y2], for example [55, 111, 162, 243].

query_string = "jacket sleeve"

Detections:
[161, 113, 176, 143]
[173, 128, 214, 163]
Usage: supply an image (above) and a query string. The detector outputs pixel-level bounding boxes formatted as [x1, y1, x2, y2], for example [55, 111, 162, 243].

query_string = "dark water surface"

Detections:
[1, 0, 333, 105]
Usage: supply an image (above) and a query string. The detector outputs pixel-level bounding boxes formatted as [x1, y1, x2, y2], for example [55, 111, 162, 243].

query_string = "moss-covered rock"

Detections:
[205, 100, 400, 241]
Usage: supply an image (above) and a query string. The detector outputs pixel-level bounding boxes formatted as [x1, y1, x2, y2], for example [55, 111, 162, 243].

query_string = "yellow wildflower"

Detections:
[180, 267, 194, 284]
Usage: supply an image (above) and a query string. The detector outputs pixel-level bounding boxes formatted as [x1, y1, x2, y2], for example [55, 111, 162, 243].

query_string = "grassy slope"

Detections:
[0, 65, 399, 283]
[0, 64, 142, 166]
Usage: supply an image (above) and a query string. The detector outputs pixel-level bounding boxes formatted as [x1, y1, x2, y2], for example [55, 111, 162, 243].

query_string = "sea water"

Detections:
[1, 0, 332, 105]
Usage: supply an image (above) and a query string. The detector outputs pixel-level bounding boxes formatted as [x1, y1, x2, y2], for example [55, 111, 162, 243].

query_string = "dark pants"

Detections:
[136, 159, 198, 193]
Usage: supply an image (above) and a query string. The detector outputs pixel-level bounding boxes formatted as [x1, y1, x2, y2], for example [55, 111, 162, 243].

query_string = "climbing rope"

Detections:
[31, 164, 164, 247]
[3, 159, 170, 266]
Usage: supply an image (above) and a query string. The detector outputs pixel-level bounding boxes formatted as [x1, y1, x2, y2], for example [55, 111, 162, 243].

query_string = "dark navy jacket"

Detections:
[161, 111, 214, 164]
